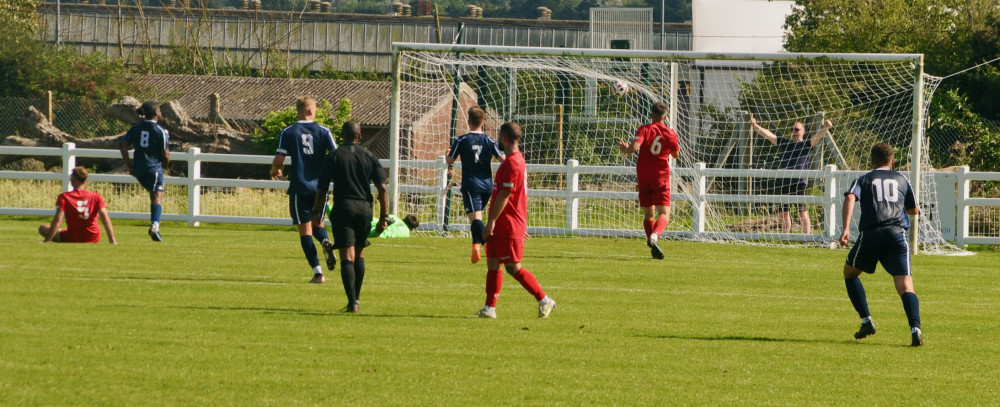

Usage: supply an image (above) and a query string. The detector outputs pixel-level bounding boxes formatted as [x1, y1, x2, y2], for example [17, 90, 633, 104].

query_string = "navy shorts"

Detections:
[331, 200, 372, 249]
[288, 192, 319, 225]
[846, 226, 911, 276]
[778, 180, 808, 212]
[134, 169, 165, 193]
[462, 190, 491, 214]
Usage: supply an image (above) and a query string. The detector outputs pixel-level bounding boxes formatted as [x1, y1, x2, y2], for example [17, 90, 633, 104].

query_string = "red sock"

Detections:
[485, 269, 503, 307]
[653, 216, 668, 237]
[511, 267, 545, 301]
[643, 219, 654, 238]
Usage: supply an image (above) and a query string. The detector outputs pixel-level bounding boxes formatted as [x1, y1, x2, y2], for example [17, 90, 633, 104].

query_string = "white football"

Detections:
[614, 81, 630, 96]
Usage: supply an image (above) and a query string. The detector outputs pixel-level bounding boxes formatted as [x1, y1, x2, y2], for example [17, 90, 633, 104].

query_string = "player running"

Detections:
[312, 122, 389, 313]
[446, 106, 504, 263]
[38, 166, 117, 244]
[478, 121, 556, 319]
[270, 96, 338, 284]
[120, 101, 170, 242]
[618, 102, 680, 260]
[839, 143, 923, 346]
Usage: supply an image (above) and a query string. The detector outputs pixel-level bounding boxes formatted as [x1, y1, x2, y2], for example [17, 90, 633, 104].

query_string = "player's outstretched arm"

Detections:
[839, 194, 856, 246]
[750, 117, 778, 146]
[810, 120, 834, 147]
[618, 138, 640, 154]
[41, 211, 64, 243]
[98, 208, 117, 244]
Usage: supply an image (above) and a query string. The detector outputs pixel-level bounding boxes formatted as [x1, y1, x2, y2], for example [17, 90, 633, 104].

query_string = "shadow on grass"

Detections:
[83, 275, 289, 285]
[637, 333, 891, 346]
[113, 304, 471, 320]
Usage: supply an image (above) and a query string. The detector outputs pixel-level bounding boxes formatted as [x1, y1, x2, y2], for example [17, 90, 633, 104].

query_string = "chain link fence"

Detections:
[0, 96, 130, 141]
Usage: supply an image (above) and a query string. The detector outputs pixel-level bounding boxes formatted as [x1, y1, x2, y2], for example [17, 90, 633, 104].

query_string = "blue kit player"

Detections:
[270, 96, 338, 284]
[445, 106, 504, 263]
[839, 143, 922, 346]
[120, 101, 170, 241]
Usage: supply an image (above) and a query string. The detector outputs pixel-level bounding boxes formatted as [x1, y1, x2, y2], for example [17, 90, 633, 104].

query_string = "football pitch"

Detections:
[1, 218, 997, 406]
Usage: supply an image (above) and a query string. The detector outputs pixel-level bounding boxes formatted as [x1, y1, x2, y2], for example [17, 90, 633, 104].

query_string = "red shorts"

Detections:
[59, 229, 99, 243]
[486, 236, 524, 263]
[637, 178, 671, 207]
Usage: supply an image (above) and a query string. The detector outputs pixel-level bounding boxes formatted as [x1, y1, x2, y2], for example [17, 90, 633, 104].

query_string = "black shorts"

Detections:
[134, 169, 165, 193]
[331, 200, 373, 249]
[846, 226, 911, 276]
[462, 190, 491, 214]
[777, 180, 808, 212]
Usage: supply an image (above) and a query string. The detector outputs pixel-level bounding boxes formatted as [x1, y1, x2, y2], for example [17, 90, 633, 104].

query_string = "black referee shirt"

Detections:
[318, 142, 386, 204]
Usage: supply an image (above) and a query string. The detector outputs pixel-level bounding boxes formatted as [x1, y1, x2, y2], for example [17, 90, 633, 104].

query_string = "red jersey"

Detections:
[56, 189, 107, 243]
[489, 150, 528, 239]
[634, 122, 679, 182]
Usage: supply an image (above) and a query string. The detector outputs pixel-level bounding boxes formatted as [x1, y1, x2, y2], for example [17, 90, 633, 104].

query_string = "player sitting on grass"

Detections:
[446, 106, 504, 263]
[478, 121, 556, 319]
[618, 102, 680, 260]
[39, 166, 117, 244]
[839, 142, 923, 346]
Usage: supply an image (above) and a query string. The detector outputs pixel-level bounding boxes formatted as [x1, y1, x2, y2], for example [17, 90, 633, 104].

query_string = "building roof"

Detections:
[136, 74, 463, 127]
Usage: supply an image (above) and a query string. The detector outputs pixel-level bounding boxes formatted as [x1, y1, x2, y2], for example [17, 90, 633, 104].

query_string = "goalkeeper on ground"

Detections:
[325, 204, 418, 238]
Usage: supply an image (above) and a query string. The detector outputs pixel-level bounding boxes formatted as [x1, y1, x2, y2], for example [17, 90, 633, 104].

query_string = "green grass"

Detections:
[1, 218, 997, 405]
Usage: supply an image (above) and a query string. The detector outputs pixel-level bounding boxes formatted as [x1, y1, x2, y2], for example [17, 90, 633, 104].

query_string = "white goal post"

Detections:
[387, 42, 956, 253]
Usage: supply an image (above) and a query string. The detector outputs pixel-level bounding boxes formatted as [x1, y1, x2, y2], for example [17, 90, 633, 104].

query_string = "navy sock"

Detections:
[313, 227, 330, 243]
[471, 219, 485, 244]
[355, 258, 365, 301]
[845, 277, 871, 319]
[300, 235, 320, 269]
[900, 292, 921, 328]
[340, 260, 356, 304]
[150, 203, 162, 223]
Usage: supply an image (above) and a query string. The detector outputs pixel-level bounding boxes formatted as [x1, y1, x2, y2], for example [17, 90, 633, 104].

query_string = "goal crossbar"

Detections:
[392, 42, 922, 63]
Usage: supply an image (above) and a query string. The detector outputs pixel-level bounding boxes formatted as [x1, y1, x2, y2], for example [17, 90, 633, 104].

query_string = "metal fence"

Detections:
[38, 4, 692, 73]
[0, 97, 130, 141]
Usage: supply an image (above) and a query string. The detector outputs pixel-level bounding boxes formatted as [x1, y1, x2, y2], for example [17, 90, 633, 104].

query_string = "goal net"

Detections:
[388, 43, 961, 254]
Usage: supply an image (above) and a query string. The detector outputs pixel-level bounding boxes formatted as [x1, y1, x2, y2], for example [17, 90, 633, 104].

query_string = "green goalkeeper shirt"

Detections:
[369, 214, 410, 238]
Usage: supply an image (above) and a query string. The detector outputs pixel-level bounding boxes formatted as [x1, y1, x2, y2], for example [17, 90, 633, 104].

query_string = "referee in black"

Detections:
[312, 121, 390, 313]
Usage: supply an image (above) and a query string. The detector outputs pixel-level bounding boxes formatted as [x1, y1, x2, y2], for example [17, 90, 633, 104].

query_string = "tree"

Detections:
[783, 0, 1000, 171]
[253, 98, 353, 153]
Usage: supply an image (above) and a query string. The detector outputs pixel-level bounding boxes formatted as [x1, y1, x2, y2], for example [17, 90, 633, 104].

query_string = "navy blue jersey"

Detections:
[123, 120, 169, 174]
[276, 121, 337, 195]
[845, 168, 916, 232]
[777, 138, 812, 185]
[318, 142, 386, 204]
[448, 132, 503, 193]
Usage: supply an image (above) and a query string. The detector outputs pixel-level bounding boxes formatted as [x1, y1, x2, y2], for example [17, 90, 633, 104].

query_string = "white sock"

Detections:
[861, 316, 872, 324]
[912, 327, 921, 334]
[539, 296, 551, 305]
[313, 266, 323, 275]
[649, 234, 658, 243]
[151, 222, 160, 232]
[484, 306, 495, 312]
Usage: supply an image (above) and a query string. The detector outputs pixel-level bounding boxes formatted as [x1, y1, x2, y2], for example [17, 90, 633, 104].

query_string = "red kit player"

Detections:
[618, 102, 680, 260]
[478, 122, 556, 319]
[38, 166, 117, 244]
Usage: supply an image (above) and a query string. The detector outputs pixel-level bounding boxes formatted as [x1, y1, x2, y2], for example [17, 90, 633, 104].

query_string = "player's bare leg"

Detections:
[468, 211, 484, 263]
[779, 211, 792, 234]
[799, 209, 812, 234]
[37, 225, 63, 242]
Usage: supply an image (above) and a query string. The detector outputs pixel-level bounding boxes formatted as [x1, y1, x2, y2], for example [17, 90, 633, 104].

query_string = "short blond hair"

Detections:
[296, 96, 317, 115]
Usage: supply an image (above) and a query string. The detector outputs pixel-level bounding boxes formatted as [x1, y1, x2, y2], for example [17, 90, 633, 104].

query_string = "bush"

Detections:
[252, 98, 353, 154]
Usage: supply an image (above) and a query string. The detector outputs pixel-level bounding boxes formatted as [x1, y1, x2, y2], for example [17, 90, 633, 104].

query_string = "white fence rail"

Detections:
[1, 143, 997, 247]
